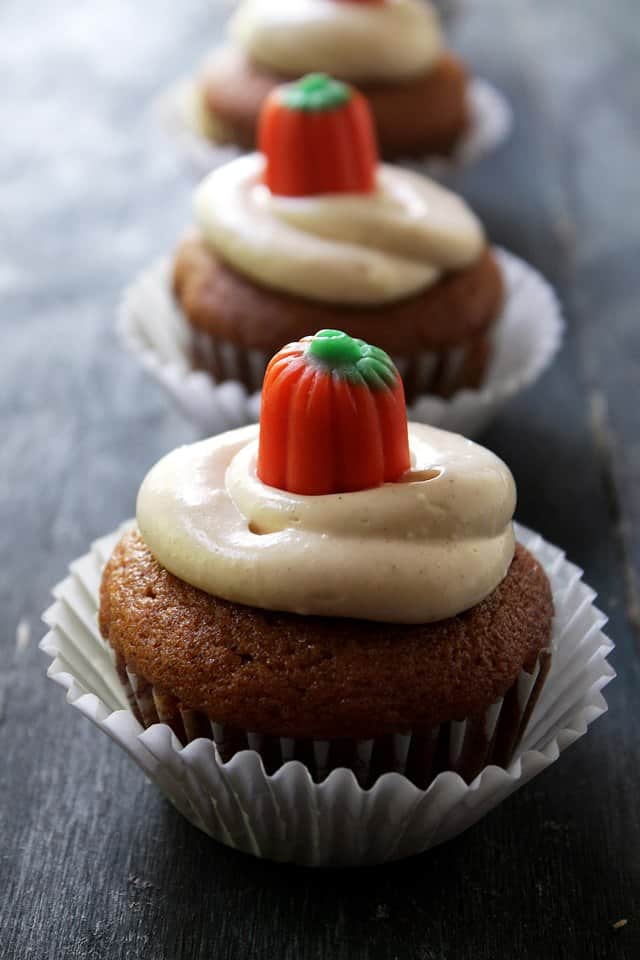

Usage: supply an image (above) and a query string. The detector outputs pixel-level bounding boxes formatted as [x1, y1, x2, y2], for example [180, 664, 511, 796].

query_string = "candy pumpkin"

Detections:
[257, 330, 410, 495]
[258, 73, 378, 197]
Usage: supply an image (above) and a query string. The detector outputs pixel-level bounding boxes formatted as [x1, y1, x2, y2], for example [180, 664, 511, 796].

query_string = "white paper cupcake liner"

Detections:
[118, 247, 563, 438]
[155, 75, 512, 180]
[41, 523, 613, 867]
[187, 324, 495, 408]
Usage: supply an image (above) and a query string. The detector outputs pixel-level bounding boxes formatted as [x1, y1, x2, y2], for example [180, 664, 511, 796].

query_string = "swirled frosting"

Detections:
[229, 0, 443, 82]
[136, 423, 516, 624]
[194, 153, 485, 305]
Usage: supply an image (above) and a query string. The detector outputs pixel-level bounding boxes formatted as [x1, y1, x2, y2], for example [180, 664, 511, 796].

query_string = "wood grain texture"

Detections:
[0, 0, 638, 957]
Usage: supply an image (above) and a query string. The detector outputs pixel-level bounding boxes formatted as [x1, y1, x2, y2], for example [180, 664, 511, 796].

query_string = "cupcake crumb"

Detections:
[128, 874, 157, 892]
[15, 618, 31, 654]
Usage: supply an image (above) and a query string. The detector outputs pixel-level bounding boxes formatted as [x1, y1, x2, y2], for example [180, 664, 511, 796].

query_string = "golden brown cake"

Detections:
[101, 531, 552, 785]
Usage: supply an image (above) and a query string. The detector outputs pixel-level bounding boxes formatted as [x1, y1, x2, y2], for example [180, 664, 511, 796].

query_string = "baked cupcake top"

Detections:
[193, 73, 485, 305]
[228, 0, 444, 82]
[137, 331, 515, 624]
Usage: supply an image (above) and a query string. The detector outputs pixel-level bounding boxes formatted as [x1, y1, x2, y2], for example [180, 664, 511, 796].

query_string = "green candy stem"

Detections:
[307, 329, 398, 390]
[309, 329, 362, 365]
[280, 74, 351, 113]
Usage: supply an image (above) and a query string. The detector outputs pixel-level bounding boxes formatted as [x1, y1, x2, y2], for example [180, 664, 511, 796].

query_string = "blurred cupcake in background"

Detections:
[198, 0, 470, 159]
[174, 73, 504, 404]
[125, 73, 561, 436]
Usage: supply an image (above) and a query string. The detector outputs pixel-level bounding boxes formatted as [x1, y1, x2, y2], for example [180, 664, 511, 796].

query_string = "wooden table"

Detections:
[1, 1, 638, 957]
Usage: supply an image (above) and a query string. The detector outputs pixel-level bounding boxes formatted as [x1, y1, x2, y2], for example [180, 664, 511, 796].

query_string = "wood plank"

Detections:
[0, 1, 637, 958]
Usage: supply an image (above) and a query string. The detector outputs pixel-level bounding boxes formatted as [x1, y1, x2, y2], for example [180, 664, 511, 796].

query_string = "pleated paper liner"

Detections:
[115, 647, 551, 790]
[189, 325, 494, 406]
[155, 76, 512, 181]
[119, 247, 564, 438]
[41, 523, 614, 866]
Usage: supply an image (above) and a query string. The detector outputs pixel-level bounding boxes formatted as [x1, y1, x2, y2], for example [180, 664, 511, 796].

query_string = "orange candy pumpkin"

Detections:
[258, 74, 378, 197]
[257, 330, 410, 495]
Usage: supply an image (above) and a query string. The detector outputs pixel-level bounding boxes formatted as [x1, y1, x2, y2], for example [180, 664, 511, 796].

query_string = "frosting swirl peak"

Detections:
[194, 153, 485, 304]
[229, 0, 444, 82]
[136, 423, 516, 624]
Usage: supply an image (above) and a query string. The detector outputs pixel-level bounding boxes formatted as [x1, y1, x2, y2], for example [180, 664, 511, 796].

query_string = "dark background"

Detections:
[1, 1, 638, 957]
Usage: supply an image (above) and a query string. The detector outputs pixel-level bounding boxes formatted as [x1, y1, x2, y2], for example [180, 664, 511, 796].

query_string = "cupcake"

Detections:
[198, 0, 469, 160]
[99, 330, 553, 790]
[173, 73, 504, 406]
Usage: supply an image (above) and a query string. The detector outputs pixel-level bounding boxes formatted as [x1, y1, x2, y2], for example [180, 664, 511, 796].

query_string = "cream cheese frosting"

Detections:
[229, 0, 444, 82]
[194, 153, 485, 305]
[136, 423, 516, 624]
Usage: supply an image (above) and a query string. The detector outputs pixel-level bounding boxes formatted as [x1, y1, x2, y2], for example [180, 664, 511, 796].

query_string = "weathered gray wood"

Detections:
[1, 0, 638, 957]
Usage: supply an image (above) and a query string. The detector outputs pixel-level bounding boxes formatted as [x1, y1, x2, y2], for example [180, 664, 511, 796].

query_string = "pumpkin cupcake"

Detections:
[174, 73, 504, 405]
[198, 0, 469, 160]
[99, 330, 553, 789]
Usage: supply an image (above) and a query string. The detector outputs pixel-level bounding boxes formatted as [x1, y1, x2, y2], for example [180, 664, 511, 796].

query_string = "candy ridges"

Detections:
[258, 74, 378, 197]
[257, 330, 410, 495]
